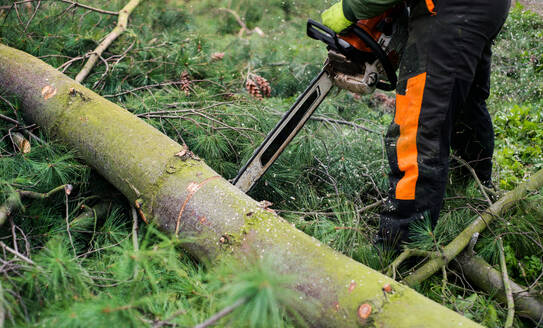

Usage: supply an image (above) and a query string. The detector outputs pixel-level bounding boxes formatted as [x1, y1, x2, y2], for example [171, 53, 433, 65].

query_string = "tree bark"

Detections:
[454, 252, 543, 323]
[0, 43, 481, 328]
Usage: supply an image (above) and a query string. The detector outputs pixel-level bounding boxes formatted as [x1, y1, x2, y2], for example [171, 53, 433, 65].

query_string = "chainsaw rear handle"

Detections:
[307, 19, 354, 55]
[306, 19, 397, 91]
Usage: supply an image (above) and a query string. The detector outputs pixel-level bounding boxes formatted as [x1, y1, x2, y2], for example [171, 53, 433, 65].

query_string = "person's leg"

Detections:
[380, 0, 509, 246]
[451, 44, 494, 184]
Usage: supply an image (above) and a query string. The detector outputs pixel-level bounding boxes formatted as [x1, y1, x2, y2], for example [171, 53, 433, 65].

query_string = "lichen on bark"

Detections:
[0, 43, 482, 328]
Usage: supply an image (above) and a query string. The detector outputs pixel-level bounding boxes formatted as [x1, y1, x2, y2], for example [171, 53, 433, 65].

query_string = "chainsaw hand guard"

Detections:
[307, 5, 408, 93]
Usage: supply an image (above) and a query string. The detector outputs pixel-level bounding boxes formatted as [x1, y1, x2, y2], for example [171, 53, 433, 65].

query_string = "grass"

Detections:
[0, 0, 542, 327]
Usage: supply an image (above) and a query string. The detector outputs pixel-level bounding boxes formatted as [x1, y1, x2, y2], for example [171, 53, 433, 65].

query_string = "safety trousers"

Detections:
[382, 0, 510, 231]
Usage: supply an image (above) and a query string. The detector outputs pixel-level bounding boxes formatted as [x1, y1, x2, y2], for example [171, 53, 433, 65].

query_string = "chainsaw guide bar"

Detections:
[233, 69, 334, 192]
[234, 8, 407, 192]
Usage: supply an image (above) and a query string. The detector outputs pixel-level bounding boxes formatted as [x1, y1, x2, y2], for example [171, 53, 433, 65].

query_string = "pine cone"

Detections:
[245, 73, 271, 99]
[180, 71, 192, 96]
[211, 52, 225, 60]
[245, 77, 262, 100]
[252, 74, 271, 97]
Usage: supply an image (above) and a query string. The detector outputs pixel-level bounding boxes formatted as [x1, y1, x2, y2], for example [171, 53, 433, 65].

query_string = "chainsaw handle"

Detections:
[350, 25, 397, 91]
[306, 19, 353, 55]
[307, 19, 398, 91]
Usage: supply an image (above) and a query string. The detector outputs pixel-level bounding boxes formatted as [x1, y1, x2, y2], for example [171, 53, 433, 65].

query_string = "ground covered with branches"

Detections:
[0, 0, 542, 327]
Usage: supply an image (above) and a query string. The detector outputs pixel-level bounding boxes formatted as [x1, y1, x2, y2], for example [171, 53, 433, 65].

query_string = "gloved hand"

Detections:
[321, 1, 353, 33]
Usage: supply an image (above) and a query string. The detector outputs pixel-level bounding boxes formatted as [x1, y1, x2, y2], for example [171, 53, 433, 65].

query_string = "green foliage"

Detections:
[211, 255, 304, 328]
[494, 104, 543, 189]
[0, 0, 542, 327]
[491, 3, 543, 105]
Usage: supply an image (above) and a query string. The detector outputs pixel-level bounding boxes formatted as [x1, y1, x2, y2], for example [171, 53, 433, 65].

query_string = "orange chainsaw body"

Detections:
[339, 14, 388, 53]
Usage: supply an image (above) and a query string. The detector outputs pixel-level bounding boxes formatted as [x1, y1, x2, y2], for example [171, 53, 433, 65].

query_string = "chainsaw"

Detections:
[233, 6, 408, 192]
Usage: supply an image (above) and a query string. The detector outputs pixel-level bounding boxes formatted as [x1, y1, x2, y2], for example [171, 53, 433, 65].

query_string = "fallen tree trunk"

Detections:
[454, 252, 543, 323]
[0, 44, 481, 327]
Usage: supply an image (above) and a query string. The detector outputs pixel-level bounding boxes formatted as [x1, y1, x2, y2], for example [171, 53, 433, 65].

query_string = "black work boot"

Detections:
[377, 212, 425, 251]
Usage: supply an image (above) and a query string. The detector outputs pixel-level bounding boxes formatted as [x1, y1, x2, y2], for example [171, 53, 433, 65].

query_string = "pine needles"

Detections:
[1, 0, 543, 327]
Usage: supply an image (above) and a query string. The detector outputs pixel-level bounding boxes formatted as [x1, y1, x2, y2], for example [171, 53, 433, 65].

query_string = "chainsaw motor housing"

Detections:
[307, 4, 408, 95]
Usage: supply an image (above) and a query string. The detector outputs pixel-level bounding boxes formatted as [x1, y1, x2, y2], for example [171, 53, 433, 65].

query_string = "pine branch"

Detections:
[152, 308, 187, 328]
[65, 190, 76, 257]
[454, 251, 543, 322]
[385, 248, 441, 280]
[11, 0, 118, 15]
[0, 184, 73, 227]
[0, 193, 21, 228]
[193, 297, 246, 328]
[498, 238, 515, 328]
[0, 242, 39, 268]
[75, 0, 143, 83]
[131, 205, 139, 278]
[451, 154, 492, 205]
[55, 0, 118, 15]
[403, 168, 543, 286]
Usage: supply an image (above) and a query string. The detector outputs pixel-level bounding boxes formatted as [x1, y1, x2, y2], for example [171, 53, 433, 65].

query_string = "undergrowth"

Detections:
[0, 0, 542, 327]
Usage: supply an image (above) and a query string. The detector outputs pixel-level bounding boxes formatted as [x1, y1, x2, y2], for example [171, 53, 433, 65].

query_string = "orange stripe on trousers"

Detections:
[394, 72, 427, 200]
[425, 0, 436, 15]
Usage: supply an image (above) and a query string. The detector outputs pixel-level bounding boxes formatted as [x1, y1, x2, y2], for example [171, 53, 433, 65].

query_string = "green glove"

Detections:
[321, 1, 353, 33]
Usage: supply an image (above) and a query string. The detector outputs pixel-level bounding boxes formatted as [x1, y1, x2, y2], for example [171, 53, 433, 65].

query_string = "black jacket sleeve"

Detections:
[342, 0, 402, 21]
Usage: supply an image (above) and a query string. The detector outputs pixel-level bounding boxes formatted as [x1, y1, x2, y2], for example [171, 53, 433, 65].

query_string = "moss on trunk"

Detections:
[0, 43, 481, 328]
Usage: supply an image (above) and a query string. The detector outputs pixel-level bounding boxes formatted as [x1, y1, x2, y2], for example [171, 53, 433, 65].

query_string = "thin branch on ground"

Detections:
[131, 206, 139, 252]
[9, 218, 18, 254]
[9, 0, 118, 16]
[402, 169, 543, 287]
[152, 308, 187, 328]
[499, 237, 515, 328]
[314, 154, 340, 196]
[0, 114, 19, 126]
[104, 80, 227, 98]
[58, 55, 87, 72]
[193, 297, 247, 328]
[18, 184, 71, 199]
[451, 154, 492, 205]
[0, 96, 44, 144]
[466, 232, 479, 255]
[358, 199, 385, 213]
[55, 0, 118, 15]
[0, 184, 72, 227]
[104, 81, 185, 97]
[75, 0, 143, 83]
[311, 115, 384, 135]
[385, 248, 441, 280]
[275, 199, 384, 217]
[56, 0, 117, 15]
[136, 102, 232, 116]
[441, 266, 451, 302]
[216, 8, 265, 37]
[454, 251, 543, 323]
[65, 189, 76, 257]
[130, 205, 139, 278]
[0, 242, 37, 267]
[23, 0, 40, 31]
[92, 54, 110, 89]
